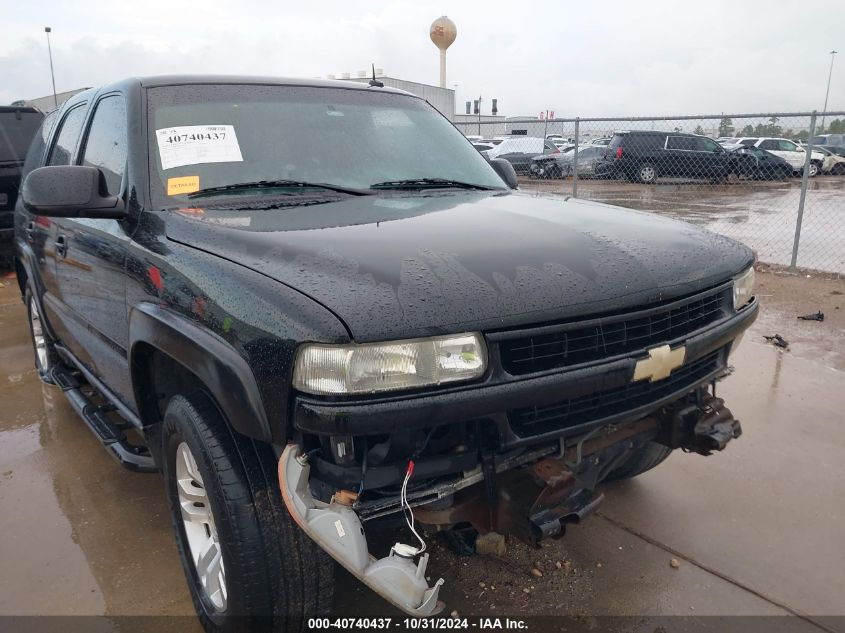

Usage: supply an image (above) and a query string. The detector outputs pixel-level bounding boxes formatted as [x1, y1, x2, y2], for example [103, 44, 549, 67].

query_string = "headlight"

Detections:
[293, 333, 487, 395]
[732, 266, 755, 310]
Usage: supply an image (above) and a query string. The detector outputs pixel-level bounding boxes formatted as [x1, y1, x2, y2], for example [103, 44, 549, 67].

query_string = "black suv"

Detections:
[15, 76, 757, 630]
[596, 130, 731, 183]
[1, 106, 45, 265]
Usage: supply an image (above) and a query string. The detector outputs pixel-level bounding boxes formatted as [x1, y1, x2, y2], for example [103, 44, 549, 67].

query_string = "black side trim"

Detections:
[55, 343, 143, 428]
[51, 364, 156, 473]
[128, 303, 272, 442]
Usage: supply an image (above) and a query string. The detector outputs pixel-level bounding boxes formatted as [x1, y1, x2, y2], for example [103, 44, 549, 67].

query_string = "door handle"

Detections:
[55, 235, 68, 258]
[25, 221, 35, 242]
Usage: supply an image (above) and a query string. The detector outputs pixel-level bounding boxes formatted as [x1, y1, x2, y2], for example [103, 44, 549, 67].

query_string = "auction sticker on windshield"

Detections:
[155, 125, 243, 170]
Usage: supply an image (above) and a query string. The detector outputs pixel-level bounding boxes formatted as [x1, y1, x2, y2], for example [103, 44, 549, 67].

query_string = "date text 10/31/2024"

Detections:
[306, 618, 529, 630]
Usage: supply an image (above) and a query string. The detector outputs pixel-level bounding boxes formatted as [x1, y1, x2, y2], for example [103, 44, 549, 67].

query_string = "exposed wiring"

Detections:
[400, 460, 426, 555]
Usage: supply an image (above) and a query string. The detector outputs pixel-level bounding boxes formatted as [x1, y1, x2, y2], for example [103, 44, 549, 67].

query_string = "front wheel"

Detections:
[162, 392, 334, 632]
[808, 162, 820, 178]
[603, 442, 672, 482]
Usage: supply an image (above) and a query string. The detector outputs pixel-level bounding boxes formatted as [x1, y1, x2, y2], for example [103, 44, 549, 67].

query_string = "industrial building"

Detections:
[343, 74, 455, 121]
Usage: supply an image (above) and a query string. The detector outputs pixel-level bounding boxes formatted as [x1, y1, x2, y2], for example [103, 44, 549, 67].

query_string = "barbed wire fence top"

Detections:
[458, 112, 845, 275]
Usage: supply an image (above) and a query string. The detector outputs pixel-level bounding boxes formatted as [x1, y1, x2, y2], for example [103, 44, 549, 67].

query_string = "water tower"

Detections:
[430, 16, 457, 88]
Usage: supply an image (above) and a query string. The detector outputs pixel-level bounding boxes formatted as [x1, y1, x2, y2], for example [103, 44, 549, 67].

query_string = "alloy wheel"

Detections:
[176, 442, 227, 611]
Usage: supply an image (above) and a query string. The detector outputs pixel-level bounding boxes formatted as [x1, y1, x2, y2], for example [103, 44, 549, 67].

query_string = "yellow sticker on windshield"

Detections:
[167, 176, 200, 196]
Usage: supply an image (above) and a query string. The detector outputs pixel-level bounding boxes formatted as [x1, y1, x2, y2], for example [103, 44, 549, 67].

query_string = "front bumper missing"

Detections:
[280, 391, 742, 616]
[279, 444, 445, 616]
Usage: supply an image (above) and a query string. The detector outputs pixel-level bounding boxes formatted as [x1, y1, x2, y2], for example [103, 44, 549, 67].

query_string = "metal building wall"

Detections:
[345, 76, 455, 120]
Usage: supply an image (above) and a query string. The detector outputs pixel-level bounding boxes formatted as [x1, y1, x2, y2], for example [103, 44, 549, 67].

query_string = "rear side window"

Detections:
[47, 106, 87, 166]
[759, 140, 778, 150]
[607, 135, 625, 150]
[666, 136, 696, 150]
[627, 134, 666, 150]
[80, 96, 128, 195]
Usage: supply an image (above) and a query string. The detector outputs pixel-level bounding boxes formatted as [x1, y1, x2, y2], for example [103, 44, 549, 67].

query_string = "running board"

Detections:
[279, 444, 445, 617]
[51, 366, 157, 473]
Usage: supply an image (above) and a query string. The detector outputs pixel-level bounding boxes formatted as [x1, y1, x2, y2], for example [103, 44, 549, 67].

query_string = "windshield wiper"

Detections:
[188, 180, 373, 198]
[369, 178, 496, 191]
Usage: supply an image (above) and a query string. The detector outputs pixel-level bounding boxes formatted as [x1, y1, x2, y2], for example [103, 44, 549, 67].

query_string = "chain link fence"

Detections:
[458, 112, 845, 274]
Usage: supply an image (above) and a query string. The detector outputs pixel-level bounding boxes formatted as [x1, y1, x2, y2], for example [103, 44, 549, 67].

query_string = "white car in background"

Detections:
[734, 137, 824, 176]
[805, 145, 845, 175]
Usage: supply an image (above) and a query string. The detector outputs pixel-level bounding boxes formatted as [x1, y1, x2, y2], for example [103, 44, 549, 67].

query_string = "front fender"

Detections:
[129, 303, 271, 442]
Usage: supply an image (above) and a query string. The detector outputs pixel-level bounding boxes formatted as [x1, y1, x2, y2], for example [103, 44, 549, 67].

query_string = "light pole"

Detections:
[44, 27, 58, 110]
[820, 50, 837, 134]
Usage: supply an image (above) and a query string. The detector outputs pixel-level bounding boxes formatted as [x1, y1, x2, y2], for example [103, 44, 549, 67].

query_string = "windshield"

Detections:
[147, 84, 505, 207]
[0, 111, 45, 164]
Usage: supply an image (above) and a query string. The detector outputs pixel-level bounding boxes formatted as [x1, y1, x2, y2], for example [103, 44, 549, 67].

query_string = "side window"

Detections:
[759, 140, 777, 150]
[81, 96, 128, 195]
[697, 138, 721, 152]
[667, 136, 696, 151]
[739, 139, 756, 147]
[778, 140, 798, 152]
[21, 110, 58, 177]
[47, 106, 87, 166]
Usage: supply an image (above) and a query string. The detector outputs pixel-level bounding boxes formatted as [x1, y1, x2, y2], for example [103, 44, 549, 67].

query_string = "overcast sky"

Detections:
[2, 0, 843, 117]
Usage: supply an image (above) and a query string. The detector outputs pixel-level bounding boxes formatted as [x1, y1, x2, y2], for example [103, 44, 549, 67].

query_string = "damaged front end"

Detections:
[279, 386, 742, 616]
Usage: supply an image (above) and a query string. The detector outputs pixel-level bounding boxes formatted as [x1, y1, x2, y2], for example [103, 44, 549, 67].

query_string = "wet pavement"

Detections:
[520, 177, 845, 274]
[1, 271, 844, 630]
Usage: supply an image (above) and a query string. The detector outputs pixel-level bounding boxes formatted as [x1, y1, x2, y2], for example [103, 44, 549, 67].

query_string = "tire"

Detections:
[161, 392, 334, 632]
[25, 287, 58, 384]
[808, 162, 820, 178]
[831, 163, 845, 175]
[637, 162, 658, 184]
[603, 441, 672, 482]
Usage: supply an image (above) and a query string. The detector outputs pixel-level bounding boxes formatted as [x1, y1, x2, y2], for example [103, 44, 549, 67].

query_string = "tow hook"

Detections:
[661, 394, 742, 455]
[278, 444, 445, 616]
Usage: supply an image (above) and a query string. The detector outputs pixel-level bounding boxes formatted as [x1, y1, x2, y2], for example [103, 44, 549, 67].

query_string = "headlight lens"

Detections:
[732, 266, 755, 310]
[293, 333, 487, 395]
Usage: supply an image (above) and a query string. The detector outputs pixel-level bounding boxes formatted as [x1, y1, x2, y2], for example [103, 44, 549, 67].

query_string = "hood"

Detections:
[164, 191, 753, 342]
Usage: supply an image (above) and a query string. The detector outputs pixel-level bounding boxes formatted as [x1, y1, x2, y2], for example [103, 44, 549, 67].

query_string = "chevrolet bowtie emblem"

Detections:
[632, 344, 686, 382]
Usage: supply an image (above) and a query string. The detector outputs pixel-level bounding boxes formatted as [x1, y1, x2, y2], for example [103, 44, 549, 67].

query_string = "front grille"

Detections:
[509, 348, 723, 437]
[500, 287, 729, 375]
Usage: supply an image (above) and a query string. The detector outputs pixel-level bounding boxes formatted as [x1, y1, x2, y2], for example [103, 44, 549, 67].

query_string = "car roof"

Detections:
[0, 105, 42, 114]
[59, 75, 415, 111]
[615, 130, 704, 138]
[139, 74, 412, 95]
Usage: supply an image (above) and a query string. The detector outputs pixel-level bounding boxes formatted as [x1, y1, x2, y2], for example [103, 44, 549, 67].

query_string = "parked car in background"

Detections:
[726, 145, 793, 180]
[529, 144, 606, 179]
[822, 145, 845, 158]
[804, 145, 845, 175]
[0, 106, 45, 265]
[595, 131, 731, 183]
[811, 133, 845, 146]
[716, 137, 741, 145]
[587, 137, 612, 146]
[472, 142, 495, 153]
[733, 138, 823, 176]
[486, 136, 559, 174]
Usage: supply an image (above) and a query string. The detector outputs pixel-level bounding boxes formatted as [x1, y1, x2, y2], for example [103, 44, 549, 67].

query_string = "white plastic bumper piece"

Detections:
[278, 444, 445, 616]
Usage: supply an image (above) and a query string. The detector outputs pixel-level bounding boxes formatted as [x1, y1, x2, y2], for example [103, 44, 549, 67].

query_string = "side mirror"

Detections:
[21, 166, 125, 219]
[489, 158, 518, 189]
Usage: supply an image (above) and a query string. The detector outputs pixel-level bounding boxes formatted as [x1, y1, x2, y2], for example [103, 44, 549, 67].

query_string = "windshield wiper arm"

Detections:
[369, 178, 496, 191]
[188, 180, 373, 198]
